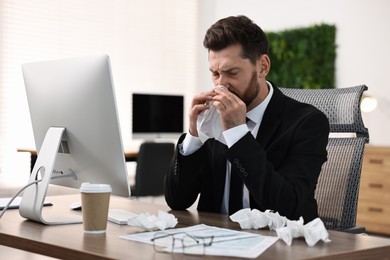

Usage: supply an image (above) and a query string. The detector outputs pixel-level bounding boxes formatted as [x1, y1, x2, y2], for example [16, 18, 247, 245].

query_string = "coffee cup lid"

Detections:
[80, 183, 112, 193]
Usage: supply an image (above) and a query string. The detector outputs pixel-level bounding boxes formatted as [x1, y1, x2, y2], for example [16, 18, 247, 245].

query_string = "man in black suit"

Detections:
[164, 15, 329, 223]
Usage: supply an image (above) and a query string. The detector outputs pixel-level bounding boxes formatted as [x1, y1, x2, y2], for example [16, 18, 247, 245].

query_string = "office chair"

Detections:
[280, 85, 369, 232]
[131, 142, 175, 197]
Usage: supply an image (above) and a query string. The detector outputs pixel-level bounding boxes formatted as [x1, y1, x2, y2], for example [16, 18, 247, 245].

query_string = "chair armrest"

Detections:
[336, 226, 366, 234]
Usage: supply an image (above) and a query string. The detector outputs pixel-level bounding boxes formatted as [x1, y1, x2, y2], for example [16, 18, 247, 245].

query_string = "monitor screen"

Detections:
[21, 55, 130, 198]
[132, 93, 184, 140]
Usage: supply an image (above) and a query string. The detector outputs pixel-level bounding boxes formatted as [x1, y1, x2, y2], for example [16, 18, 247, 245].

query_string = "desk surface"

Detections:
[1, 194, 390, 259]
[0, 245, 57, 259]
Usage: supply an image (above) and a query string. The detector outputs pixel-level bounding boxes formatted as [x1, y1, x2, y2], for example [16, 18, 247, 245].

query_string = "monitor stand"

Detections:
[19, 127, 82, 225]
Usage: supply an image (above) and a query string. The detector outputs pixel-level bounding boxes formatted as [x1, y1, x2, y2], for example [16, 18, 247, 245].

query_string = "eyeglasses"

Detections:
[151, 232, 215, 255]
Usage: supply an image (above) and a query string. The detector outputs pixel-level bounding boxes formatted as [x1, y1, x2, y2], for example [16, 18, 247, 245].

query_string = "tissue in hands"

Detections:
[196, 85, 227, 145]
[127, 210, 178, 231]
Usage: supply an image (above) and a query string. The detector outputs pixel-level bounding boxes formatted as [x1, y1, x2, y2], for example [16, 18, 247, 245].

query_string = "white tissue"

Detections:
[275, 217, 305, 246]
[196, 85, 227, 145]
[197, 105, 226, 145]
[230, 209, 331, 246]
[127, 210, 178, 231]
[302, 218, 331, 246]
[276, 217, 331, 246]
[230, 208, 287, 230]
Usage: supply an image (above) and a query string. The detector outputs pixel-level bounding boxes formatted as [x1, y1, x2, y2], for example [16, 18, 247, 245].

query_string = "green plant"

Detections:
[267, 24, 336, 89]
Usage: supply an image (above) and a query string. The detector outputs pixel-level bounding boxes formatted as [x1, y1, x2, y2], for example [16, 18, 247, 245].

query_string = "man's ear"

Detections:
[258, 54, 270, 77]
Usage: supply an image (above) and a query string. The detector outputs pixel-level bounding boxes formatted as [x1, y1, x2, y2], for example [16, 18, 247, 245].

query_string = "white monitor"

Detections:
[20, 55, 130, 224]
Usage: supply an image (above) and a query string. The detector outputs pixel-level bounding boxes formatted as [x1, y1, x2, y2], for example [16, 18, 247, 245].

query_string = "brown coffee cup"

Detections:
[80, 183, 112, 234]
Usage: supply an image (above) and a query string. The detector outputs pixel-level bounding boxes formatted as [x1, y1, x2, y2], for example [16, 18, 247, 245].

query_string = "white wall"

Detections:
[0, 1, 198, 177]
[197, 0, 390, 145]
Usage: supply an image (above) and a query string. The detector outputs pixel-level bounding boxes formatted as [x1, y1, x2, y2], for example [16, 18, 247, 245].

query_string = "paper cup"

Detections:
[80, 183, 112, 234]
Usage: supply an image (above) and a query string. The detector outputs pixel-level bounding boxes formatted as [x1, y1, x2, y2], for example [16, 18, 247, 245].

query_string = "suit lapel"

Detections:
[256, 86, 285, 148]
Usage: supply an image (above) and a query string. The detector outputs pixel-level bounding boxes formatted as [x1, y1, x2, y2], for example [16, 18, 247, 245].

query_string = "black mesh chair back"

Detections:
[132, 142, 174, 197]
[280, 85, 369, 230]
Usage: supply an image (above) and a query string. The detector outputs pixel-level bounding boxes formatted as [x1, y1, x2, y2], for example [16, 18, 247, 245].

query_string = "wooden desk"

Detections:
[0, 245, 56, 259]
[1, 194, 390, 259]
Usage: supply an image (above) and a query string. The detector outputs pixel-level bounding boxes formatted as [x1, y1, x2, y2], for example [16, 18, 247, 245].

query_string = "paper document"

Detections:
[120, 224, 278, 258]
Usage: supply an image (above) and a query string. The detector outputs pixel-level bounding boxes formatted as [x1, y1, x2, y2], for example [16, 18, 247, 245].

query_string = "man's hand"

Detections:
[189, 85, 247, 136]
[188, 91, 215, 137]
[212, 86, 247, 131]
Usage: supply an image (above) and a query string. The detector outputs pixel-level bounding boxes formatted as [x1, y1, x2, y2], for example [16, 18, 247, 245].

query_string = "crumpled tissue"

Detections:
[127, 210, 178, 231]
[230, 208, 331, 246]
[196, 85, 226, 145]
[275, 217, 331, 246]
[230, 208, 287, 230]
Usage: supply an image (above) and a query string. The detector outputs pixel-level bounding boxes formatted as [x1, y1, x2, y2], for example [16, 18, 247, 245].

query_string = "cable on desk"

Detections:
[0, 179, 42, 219]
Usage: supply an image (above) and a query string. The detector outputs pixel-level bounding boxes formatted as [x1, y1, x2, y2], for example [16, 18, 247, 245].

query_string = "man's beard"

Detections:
[230, 70, 260, 107]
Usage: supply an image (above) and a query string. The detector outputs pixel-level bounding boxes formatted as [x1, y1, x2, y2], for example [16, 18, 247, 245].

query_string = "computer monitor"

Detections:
[132, 93, 184, 140]
[20, 55, 130, 224]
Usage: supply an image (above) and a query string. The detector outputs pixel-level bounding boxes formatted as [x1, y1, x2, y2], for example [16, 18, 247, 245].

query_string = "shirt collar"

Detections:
[246, 81, 274, 124]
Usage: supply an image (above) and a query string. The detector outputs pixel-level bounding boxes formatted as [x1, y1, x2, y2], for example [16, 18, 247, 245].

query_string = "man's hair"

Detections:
[203, 15, 269, 65]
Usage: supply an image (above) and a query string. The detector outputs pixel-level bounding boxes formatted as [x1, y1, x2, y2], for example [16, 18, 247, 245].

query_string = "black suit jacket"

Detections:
[164, 86, 329, 222]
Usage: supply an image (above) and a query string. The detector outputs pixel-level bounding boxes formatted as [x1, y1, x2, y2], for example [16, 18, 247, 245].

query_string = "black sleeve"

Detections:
[164, 134, 204, 210]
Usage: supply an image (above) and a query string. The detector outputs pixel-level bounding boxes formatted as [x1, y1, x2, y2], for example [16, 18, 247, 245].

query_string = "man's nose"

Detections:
[216, 75, 228, 87]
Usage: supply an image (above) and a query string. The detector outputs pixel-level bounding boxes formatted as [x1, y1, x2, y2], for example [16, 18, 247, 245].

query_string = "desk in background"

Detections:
[17, 148, 138, 173]
[1, 193, 390, 259]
